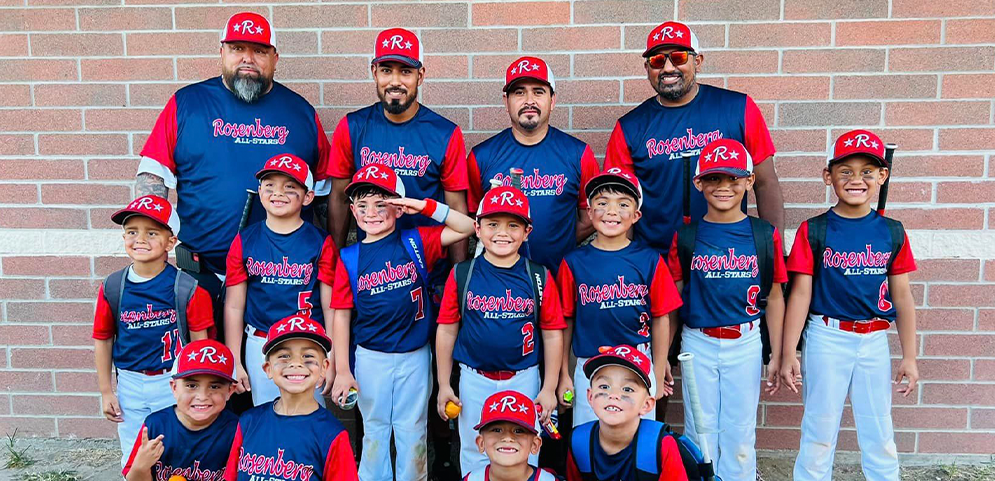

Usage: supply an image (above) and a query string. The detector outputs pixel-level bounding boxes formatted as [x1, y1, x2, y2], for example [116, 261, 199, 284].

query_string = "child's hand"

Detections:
[654, 363, 675, 399]
[535, 389, 556, 424]
[894, 357, 919, 397]
[331, 372, 359, 408]
[384, 197, 427, 215]
[131, 426, 164, 471]
[101, 391, 123, 422]
[321, 363, 336, 396]
[780, 354, 802, 394]
[765, 357, 782, 395]
[437, 386, 461, 421]
[234, 363, 251, 394]
[556, 373, 574, 409]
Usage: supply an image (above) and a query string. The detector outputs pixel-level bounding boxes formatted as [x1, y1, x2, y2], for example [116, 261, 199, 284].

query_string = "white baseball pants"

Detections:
[115, 368, 174, 468]
[244, 327, 325, 407]
[572, 342, 656, 427]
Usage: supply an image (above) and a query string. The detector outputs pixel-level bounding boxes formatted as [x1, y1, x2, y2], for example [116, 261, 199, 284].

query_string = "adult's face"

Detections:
[504, 80, 555, 132]
[220, 41, 278, 104]
[372, 61, 424, 115]
[644, 47, 701, 103]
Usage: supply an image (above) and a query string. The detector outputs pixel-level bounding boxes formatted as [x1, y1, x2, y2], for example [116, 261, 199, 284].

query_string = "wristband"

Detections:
[422, 198, 450, 223]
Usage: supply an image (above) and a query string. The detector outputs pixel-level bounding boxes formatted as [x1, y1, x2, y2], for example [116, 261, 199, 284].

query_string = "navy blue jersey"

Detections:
[123, 406, 238, 481]
[225, 222, 337, 332]
[667, 218, 787, 329]
[787, 210, 916, 321]
[141, 77, 331, 274]
[604, 85, 776, 256]
[468, 127, 600, 272]
[557, 242, 682, 358]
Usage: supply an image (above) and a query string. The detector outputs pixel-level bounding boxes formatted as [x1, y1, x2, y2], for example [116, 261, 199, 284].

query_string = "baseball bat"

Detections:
[677, 352, 716, 481]
[682, 151, 694, 225]
[510, 167, 524, 190]
[238, 189, 257, 232]
[876, 143, 898, 216]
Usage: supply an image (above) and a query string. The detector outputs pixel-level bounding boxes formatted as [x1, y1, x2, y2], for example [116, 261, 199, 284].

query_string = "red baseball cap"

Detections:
[695, 138, 754, 180]
[476, 186, 531, 225]
[583, 345, 653, 389]
[504, 56, 556, 93]
[345, 163, 407, 199]
[373, 28, 423, 68]
[585, 167, 643, 209]
[256, 153, 314, 191]
[263, 314, 332, 355]
[473, 390, 539, 433]
[111, 195, 180, 235]
[221, 12, 275, 49]
[172, 339, 237, 382]
[829, 129, 887, 166]
[644, 21, 699, 57]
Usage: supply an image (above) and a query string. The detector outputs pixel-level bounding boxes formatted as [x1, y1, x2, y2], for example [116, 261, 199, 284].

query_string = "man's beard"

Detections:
[517, 106, 542, 131]
[378, 86, 417, 115]
[654, 71, 695, 102]
[223, 66, 271, 104]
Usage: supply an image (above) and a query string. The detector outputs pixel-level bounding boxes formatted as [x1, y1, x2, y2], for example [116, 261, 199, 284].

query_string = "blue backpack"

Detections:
[570, 420, 717, 481]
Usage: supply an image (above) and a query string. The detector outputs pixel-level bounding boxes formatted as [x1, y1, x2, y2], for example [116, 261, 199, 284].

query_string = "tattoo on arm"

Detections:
[135, 172, 168, 198]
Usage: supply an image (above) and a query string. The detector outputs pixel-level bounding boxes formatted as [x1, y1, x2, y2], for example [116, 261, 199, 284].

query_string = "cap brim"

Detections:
[263, 333, 332, 355]
[476, 209, 531, 225]
[584, 177, 640, 203]
[256, 169, 311, 191]
[111, 210, 173, 232]
[344, 180, 400, 199]
[643, 43, 695, 57]
[173, 368, 236, 382]
[694, 167, 752, 180]
[583, 356, 652, 389]
[222, 39, 274, 49]
[503, 76, 554, 93]
[828, 152, 887, 167]
[372, 55, 422, 69]
[473, 417, 538, 433]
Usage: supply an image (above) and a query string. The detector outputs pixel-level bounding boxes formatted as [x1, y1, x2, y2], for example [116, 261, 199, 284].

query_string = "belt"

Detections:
[701, 321, 756, 340]
[823, 316, 890, 334]
[140, 369, 167, 376]
[472, 368, 520, 381]
[245, 326, 268, 338]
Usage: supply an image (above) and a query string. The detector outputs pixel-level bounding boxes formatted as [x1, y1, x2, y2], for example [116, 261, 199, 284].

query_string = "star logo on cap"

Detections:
[276, 323, 287, 333]
[404, 40, 412, 49]
[233, 23, 241, 32]
[379, 171, 388, 179]
[307, 323, 317, 332]
[518, 403, 530, 414]
[631, 356, 643, 365]
[675, 30, 684, 38]
[255, 26, 263, 34]
[704, 153, 713, 162]
[728, 150, 739, 159]
[515, 199, 523, 206]
[270, 159, 279, 166]
[188, 351, 199, 361]
[489, 195, 499, 204]
[870, 140, 879, 149]
[382, 39, 389, 48]
[653, 32, 660, 40]
[217, 354, 228, 364]
[152, 203, 163, 212]
[489, 401, 499, 412]
[844, 137, 855, 147]
[292, 163, 301, 171]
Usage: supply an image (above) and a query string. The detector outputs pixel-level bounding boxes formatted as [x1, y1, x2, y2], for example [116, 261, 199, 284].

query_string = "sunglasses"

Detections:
[647, 51, 694, 69]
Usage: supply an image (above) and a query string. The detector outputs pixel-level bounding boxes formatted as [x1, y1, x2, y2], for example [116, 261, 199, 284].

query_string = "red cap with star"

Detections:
[345, 163, 406, 199]
[476, 185, 531, 225]
[111, 195, 180, 235]
[644, 21, 699, 57]
[585, 167, 643, 209]
[373, 28, 423, 68]
[473, 390, 539, 433]
[504, 56, 556, 93]
[263, 314, 332, 355]
[695, 138, 754, 180]
[256, 153, 314, 191]
[221, 12, 275, 49]
[172, 339, 237, 382]
[829, 129, 887, 166]
[583, 345, 653, 389]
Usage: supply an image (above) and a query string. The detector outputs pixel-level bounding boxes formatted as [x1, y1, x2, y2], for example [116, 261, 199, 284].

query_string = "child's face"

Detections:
[350, 193, 402, 237]
[588, 190, 641, 238]
[475, 214, 532, 258]
[824, 156, 888, 208]
[694, 173, 754, 214]
[263, 339, 329, 396]
[170, 374, 234, 425]
[259, 173, 314, 219]
[123, 216, 176, 263]
[587, 366, 654, 428]
[475, 421, 541, 468]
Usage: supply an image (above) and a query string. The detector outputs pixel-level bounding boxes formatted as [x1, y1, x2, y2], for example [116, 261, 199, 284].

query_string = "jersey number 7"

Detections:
[411, 287, 425, 321]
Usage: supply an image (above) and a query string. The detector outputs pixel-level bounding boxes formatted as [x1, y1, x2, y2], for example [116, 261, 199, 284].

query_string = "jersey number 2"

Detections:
[522, 322, 535, 356]
[878, 280, 893, 311]
[746, 285, 761, 316]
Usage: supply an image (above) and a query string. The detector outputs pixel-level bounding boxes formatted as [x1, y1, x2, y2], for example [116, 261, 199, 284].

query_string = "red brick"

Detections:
[784, 0, 887, 19]
[890, 101, 990, 127]
[38, 133, 129, 156]
[0, 59, 77, 82]
[553, 80, 620, 105]
[82, 58, 174, 82]
[0, 207, 88, 229]
[52, 324, 95, 347]
[621, 78, 657, 104]
[778, 102, 881, 128]
[971, 408, 995, 429]
[928, 284, 995, 308]
[894, 407, 967, 429]
[126, 32, 218, 56]
[472, 2, 568, 26]
[94, 256, 131, 277]
[946, 19, 995, 45]
[6, 301, 94, 323]
[41, 183, 132, 206]
[942, 74, 995, 99]
[128, 83, 182, 107]
[0, 34, 29, 56]
[940, 128, 995, 151]
[0, 324, 51, 346]
[0, 371, 53, 392]
[679, 0, 778, 20]
[575, 0, 673, 23]
[938, 181, 995, 205]
[58, 417, 118, 438]
[471, 105, 568, 132]
[85, 159, 139, 182]
[0, 109, 84, 133]
[321, 29, 376, 55]
[888, 207, 983, 230]
[54, 371, 99, 394]
[727, 76, 830, 101]
[473, 54, 570, 80]
[893, 0, 995, 17]
[422, 80, 504, 106]
[911, 260, 980, 283]
[570, 131, 610, 157]
[834, 74, 938, 100]
[769, 131, 828, 155]
[271, 4, 368, 29]
[911, 357, 972, 381]
[573, 105, 636, 130]
[0, 184, 38, 204]
[13, 394, 99, 416]
[836, 20, 942, 46]
[4, 256, 91, 276]
[10, 347, 93, 369]
[31, 33, 124, 57]
[838, 430, 915, 453]
[0, 416, 56, 437]
[785, 207, 829, 228]
[174, 6, 267, 30]
[755, 427, 801, 450]
[924, 334, 995, 357]
[982, 309, 995, 331]
[273, 31, 318, 56]
[881, 181, 932, 203]
[421, 55, 470, 80]
[0, 8, 76, 31]
[890, 47, 995, 73]
[764, 404, 807, 427]
[279, 56, 369, 82]
[321, 81, 375, 108]
[0, 278, 47, 300]
[35, 84, 127, 107]
[373, 3, 466, 28]
[48, 278, 99, 300]
[920, 432, 995, 454]
[625, 24, 726, 51]
[704, 50, 779, 74]
[976, 360, 995, 381]
[771, 156, 827, 179]
[0, 160, 85, 182]
[89, 207, 121, 230]
[891, 155, 984, 178]
[780, 181, 829, 204]
[729, 22, 831, 48]
[783, 49, 886, 74]
[522, 26, 621, 51]
[79, 6, 172, 31]
[84, 108, 160, 133]
[424, 28, 519, 54]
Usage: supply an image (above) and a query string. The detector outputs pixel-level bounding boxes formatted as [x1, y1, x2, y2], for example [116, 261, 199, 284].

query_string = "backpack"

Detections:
[806, 211, 906, 275]
[570, 420, 717, 481]
[102, 266, 199, 345]
[454, 256, 547, 320]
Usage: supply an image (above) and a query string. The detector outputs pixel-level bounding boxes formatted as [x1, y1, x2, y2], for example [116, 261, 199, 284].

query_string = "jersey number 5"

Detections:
[746, 285, 761, 316]
[297, 291, 314, 317]
[522, 322, 535, 356]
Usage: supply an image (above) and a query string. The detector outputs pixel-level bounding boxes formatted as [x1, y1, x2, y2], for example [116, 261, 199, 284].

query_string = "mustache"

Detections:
[658, 71, 683, 82]
[235, 64, 261, 75]
[518, 105, 541, 116]
[385, 87, 407, 94]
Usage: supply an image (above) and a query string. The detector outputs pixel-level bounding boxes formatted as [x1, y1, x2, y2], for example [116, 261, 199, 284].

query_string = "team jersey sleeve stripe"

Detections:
[322, 430, 359, 481]
[659, 435, 691, 481]
[223, 424, 243, 481]
[186, 286, 216, 333]
[772, 228, 790, 283]
[603, 121, 634, 171]
[666, 233, 683, 282]
[578, 145, 600, 209]
[742, 95, 776, 165]
[327, 115, 356, 179]
[785, 221, 815, 275]
[314, 111, 332, 182]
[466, 150, 483, 212]
[556, 259, 577, 318]
[650, 255, 683, 316]
[419, 226, 446, 269]
[888, 232, 917, 275]
[224, 234, 249, 286]
[139, 94, 179, 174]
[538, 271, 566, 330]
[329, 257, 355, 309]
[92, 283, 116, 340]
[436, 270, 460, 325]
[121, 423, 146, 478]
[441, 126, 470, 191]
[317, 236, 339, 285]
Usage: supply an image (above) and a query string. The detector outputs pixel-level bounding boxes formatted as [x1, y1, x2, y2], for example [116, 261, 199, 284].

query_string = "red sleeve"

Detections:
[225, 234, 249, 286]
[223, 424, 243, 481]
[539, 271, 566, 330]
[121, 423, 146, 477]
[666, 233, 682, 282]
[317, 236, 339, 285]
[466, 150, 483, 212]
[565, 452, 582, 481]
[322, 430, 359, 481]
[786, 221, 815, 275]
[603, 121, 633, 172]
[743, 96, 776, 166]
[417, 226, 446, 269]
[649, 256, 683, 317]
[772, 228, 789, 283]
[578, 145, 600, 209]
[556, 260, 577, 318]
[186, 286, 215, 332]
[326, 116, 355, 179]
[658, 435, 690, 481]
[888, 232, 917, 275]
[436, 270, 460, 325]
[441, 127, 469, 191]
[92, 284, 116, 340]
[314, 112, 332, 182]
[329, 258, 355, 309]
[139, 95, 179, 173]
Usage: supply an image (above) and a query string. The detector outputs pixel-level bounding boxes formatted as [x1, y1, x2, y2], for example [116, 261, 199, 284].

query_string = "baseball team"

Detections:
[93, 12, 921, 481]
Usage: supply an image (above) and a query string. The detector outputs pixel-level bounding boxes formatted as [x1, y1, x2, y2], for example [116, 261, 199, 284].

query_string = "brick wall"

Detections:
[0, 0, 993, 457]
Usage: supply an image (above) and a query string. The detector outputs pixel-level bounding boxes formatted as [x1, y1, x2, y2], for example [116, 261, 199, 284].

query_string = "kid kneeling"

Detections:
[465, 390, 558, 481]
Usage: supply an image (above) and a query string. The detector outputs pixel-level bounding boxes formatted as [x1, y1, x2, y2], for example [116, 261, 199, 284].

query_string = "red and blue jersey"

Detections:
[141, 77, 331, 274]
[92, 264, 215, 372]
[437, 256, 566, 372]
[224, 401, 358, 481]
[123, 406, 238, 481]
[557, 242, 683, 358]
[330, 227, 445, 353]
[225, 222, 337, 332]
[604, 85, 775, 256]
[468, 127, 600, 272]
[667, 218, 788, 329]
[787, 210, 916, 321]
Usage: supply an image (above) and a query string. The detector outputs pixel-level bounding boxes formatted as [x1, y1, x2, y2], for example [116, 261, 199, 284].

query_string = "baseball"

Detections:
[445, 401, 461, 419]
[168, 476, 187, 481]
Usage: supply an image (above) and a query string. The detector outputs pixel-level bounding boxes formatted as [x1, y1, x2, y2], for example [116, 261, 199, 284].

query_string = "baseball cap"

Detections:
[111, 195, 180, 235]
[473, 390, 539, 434]
[583, 345, 653, 389]
[585, 167, 643, 209]
[172, 339, 237, 382]
[504, 56, 556, 93]
[345, 163, 406, 199]
[476, 186, 531, 225]
[256, 153, 314, 192]
[644, 21, 699, 57]
[829, 129, 887, 167]
[373, 28, 423, 69]
[263, 314, 332, 356]
[695, 138, 754, 180]
[221, 12, 275, 49]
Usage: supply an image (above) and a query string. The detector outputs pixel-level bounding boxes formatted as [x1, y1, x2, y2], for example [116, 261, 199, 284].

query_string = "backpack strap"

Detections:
[103, 266, 130, 325]
[400, 229, 431, 287]
[173, 270, 199, 345]
[749, 216, 775, 308]
[340, 243, 361, 302]
[569, 422, 597, 481]
[882, 217, 906, 272]
[524, 260, 547, 317]
[676, 223, 698, 291]
[633, 420, 664, 481]
[807, 212, 830, 277]
[455, 257, 477, 319]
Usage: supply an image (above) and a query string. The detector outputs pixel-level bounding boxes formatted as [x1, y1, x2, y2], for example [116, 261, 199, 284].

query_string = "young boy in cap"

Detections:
[224, 153, 338, 407]
[93, 195, 215, 468]
[329, 163, 475, 481]
[225, 314, 358, 481]
[557, 168, 683, 427]
[782, 130, 918, 481]
[123, 339, 239, 481]
[464, 390, 558, 481]
[436, 186, 566, 475]
[566, 345, 687, 481]
[666, 139, 787, 481]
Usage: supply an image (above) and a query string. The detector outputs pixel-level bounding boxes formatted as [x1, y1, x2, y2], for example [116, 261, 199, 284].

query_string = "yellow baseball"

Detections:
[445, 401, 461, 419]
[168, 476, 188, 481]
